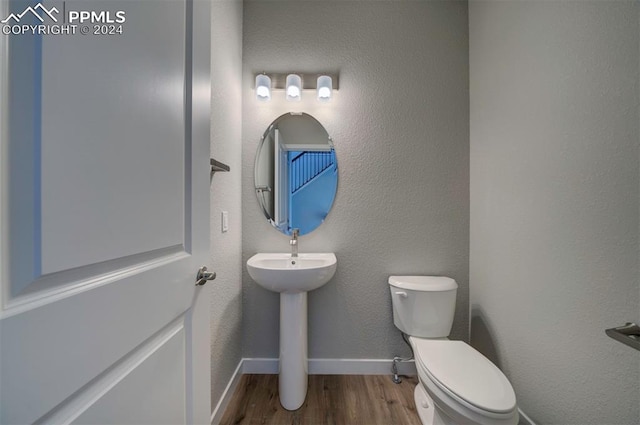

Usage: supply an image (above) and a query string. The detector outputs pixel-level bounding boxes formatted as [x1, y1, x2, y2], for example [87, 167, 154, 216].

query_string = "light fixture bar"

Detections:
[253, 73, 339, 91]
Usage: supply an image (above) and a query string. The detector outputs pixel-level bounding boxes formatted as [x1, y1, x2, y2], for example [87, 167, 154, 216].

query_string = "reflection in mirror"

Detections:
[254, 113, 338, 236]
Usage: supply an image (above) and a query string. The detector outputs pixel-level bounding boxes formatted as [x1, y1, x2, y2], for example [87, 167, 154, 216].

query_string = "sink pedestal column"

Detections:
[279, 292, 308, 410]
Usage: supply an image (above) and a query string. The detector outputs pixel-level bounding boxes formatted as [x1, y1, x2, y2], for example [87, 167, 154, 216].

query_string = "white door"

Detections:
[0, 0, 212, 423]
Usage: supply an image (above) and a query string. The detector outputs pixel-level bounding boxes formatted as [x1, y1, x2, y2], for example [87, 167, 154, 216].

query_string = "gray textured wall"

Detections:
[210, 0, 243, 412]
[242, 1, 469, 360]
[469, 1, 640, 423]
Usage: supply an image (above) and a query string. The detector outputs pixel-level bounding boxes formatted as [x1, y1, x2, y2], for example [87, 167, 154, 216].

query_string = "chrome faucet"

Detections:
[290, 229, 299, 258]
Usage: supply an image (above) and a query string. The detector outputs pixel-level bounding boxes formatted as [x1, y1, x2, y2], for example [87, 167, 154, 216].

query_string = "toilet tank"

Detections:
[388, 276, 458, 338]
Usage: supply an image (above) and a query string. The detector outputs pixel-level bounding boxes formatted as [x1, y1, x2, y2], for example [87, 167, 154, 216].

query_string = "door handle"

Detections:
[195, 266, 216, 286]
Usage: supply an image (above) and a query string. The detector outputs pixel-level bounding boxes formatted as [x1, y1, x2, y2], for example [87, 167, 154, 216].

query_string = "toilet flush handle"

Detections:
[395, 291, 408, 298]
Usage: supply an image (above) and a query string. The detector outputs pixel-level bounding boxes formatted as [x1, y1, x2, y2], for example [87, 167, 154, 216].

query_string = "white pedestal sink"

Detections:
[247, 252, 337, 410]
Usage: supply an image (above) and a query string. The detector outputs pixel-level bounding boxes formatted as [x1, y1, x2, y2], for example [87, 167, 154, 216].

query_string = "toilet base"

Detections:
[414, 381, 519, 425]
[414, 384, 453, 425]
[414, 384, 434, 425]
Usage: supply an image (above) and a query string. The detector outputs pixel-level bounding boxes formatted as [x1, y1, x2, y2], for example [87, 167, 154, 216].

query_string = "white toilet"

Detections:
[389, 276, 519, 425]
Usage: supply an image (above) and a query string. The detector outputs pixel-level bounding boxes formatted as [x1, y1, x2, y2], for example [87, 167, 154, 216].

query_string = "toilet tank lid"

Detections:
[388, 276, 457, 291]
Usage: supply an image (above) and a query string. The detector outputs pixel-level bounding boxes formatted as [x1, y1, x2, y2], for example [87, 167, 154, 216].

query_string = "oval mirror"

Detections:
[254, 112, 338, 236]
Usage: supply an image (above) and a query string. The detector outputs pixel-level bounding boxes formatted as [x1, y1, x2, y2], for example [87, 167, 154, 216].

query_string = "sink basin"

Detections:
[247, 252, 337, 293]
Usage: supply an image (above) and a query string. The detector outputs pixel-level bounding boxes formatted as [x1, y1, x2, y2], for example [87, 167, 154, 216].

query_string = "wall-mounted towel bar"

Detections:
[210, 158, 230, 173]
[605, 323, 640, 352]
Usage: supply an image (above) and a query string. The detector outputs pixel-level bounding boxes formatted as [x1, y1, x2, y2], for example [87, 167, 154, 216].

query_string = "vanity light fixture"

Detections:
[255, 74, 271, 102]
[254, 72, 339, 102]
[316, 75, 332, 102]
[286, 74, 302, 101]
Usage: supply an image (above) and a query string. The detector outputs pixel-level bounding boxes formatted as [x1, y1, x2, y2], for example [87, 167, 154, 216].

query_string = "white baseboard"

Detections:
[211, 357, 415, 423]
[518, 408, 537, 425]
[210, 359, 243, 425]
[242, 357, 417, 376]
[213, 358, 532, 425]
[241, 357, 278, 374]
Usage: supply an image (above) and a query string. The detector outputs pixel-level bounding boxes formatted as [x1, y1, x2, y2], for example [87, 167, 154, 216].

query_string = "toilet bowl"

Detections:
[412, 338, 518, 425]
[389, 276, 518, 425]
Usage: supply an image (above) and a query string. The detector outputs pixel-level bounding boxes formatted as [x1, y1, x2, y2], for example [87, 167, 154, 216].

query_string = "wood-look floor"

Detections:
[219, 374, 421, 425]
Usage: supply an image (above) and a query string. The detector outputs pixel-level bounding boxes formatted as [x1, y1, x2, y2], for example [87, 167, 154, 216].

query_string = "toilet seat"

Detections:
[411, 338, 517, 420]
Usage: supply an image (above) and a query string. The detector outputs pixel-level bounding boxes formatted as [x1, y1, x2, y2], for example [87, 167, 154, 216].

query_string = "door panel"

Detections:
[0, 0, 211, 423]
[2, 266, 191, 424]
[40, 0, 186, 274]
[71, 324, 186, 425]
